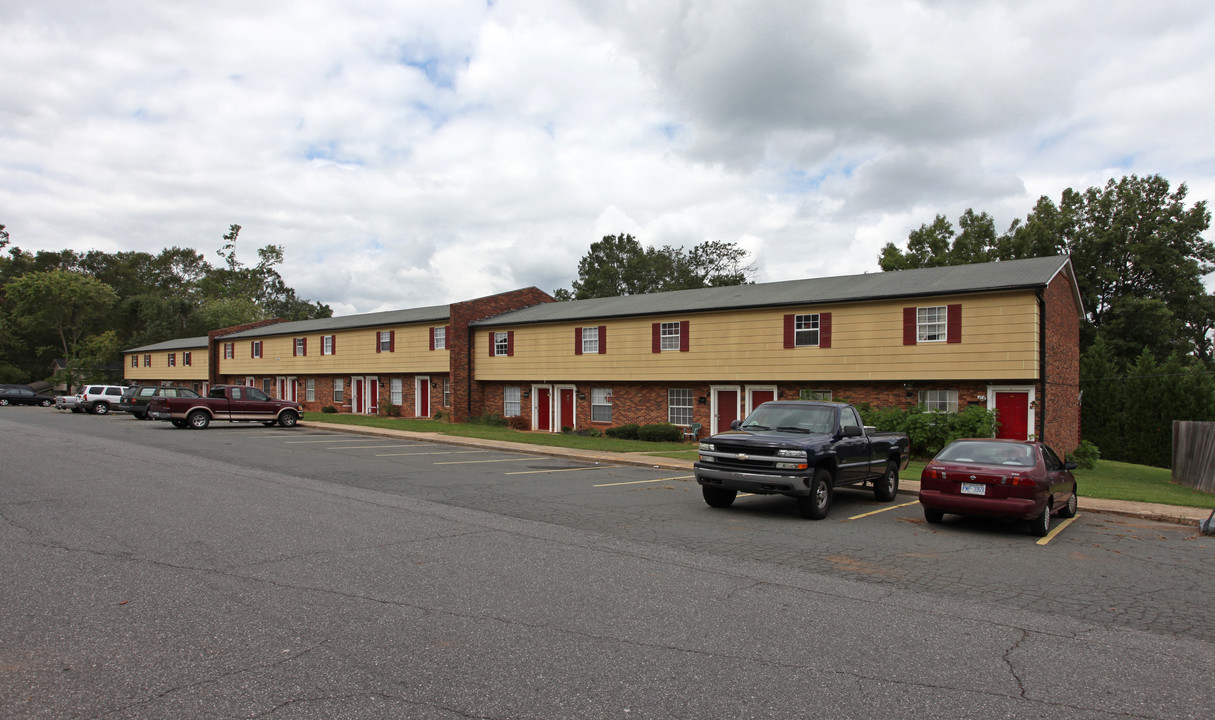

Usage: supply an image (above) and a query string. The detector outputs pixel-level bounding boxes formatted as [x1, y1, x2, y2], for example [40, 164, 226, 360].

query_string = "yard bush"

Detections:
[1069, 439, 1100, 469]
[472, 412, 509, 427]
[321, 405, 338, 413]
[857, 403, 998, 458]
[637, 423, 682, 442]
[605, 424, 640, 440]
[507, 415, 528, 430]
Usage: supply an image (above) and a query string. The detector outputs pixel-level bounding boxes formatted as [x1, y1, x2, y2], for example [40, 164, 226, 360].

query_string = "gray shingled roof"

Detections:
[124, 336, 210, 353]
[217, 304, 450, 339]
[474, 256, 1077, 327]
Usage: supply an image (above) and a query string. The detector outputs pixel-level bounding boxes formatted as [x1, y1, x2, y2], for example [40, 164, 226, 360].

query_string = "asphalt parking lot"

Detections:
[22, 408, 1215, 645]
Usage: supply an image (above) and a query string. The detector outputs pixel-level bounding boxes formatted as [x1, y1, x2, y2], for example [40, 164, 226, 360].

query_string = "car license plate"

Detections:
[961, 482, 986, 496]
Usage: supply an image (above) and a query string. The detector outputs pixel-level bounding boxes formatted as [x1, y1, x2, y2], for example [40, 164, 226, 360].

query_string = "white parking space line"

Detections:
[847, 500, 919, 521]
[594, 475, 692, 487]
[434, 457, 535, 465]
[506, 465, 619, 475]
[283, 438, 407, 444]
[325, 444, 425, 450]
[377, 450, 491, 457]
[1036, 514, 1080, 545]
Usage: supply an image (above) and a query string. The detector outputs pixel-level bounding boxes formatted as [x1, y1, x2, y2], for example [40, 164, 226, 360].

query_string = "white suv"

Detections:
[76, 385, 127, 415]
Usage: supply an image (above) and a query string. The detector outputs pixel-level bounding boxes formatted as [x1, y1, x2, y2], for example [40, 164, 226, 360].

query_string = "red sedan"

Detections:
[919, 438, 1078, 537]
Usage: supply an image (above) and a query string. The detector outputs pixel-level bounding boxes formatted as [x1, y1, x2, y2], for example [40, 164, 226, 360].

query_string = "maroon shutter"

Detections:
[903, 307, 917, 345]
[250, 342, 255, 358]
[293, 339, 299, 357]
[506, 331, 514, 357]
[652, 323, 661, 353]
[389, 330, 395, 352]
[783, 314, 795, 348]
[679, 320, 690, 352]
[947, 304, 962, 343]
[331, 335, 336, 354]
[302, 338, 307, 356]
[574, 327, 583, 355]
[820, 312, 832, 348]
[598, 325, 607, 354]
[429, 327, 435, 351]
[375, 332, 381, 353]
[489, 333, 495, 357]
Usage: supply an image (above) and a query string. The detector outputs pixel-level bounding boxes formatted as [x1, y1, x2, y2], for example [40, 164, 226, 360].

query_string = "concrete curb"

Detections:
[298, 421, 1215, 529]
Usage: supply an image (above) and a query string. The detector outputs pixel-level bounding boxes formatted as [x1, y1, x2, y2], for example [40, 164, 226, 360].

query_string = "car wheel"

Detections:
[874, 459, 899, 502]
[1030, 503, 1051, 537]
[1058, 486, 1078, 519]
[136, 411, 149, 420]
[702, 485, 737, 508]
[277, 410, 299, 428]
[924, 506, 944, 524]
[0, 398, 9, 406]
[39, 399, 52, 407]
[92, 402, 109, 415]
[187, 410, 211, 429]
[797, 467, 834, 520]
[170, 419, 188, 428]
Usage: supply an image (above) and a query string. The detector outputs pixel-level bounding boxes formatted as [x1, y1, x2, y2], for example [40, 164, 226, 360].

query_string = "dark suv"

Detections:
[119, 385, 200, 420]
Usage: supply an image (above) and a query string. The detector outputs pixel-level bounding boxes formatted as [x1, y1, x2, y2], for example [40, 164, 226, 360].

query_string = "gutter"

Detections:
[1037, 288, 1047, 442]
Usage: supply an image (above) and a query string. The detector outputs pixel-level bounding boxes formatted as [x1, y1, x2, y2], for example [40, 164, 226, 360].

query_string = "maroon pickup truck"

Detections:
[148, 384, 302, 429]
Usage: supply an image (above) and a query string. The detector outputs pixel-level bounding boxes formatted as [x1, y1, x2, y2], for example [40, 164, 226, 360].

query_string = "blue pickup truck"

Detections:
[694, 401, 910, 519]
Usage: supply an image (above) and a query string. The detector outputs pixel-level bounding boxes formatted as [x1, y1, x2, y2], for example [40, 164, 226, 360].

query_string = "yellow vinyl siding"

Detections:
[477, 291, 1040, 382]
[220, 325, 448, 376]
[124, 350, 209, 382]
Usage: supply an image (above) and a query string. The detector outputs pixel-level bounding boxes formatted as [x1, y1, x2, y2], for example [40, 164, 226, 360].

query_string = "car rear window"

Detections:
[937, 441, 1035, 467]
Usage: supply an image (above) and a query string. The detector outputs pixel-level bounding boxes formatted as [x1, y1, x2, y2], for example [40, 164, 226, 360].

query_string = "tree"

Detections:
[560, 234, 756, 300]
[5, 269, 120, 383]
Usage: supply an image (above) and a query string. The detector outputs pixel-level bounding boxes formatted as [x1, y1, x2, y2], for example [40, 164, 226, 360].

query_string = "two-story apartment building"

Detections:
[471, 256, 1082, 451]
[122, 336, 211, 394]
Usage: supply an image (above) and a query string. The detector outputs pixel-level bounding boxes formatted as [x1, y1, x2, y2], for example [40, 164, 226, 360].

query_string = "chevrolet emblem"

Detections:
[735, 453, 749, 461]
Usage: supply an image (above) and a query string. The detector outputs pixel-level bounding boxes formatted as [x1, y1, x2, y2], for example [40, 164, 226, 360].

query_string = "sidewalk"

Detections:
[299, 421, 1214, 528]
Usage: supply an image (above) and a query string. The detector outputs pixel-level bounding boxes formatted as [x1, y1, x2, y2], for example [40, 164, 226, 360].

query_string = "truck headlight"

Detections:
[699, 442, 715, 452]
[776, 449, 807, 459]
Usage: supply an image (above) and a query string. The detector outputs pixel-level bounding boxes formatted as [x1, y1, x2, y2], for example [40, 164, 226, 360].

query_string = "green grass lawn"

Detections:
[302, 414, 1214, 509]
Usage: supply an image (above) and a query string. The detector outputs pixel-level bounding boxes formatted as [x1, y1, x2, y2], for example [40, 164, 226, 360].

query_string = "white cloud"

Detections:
[1, 0, 1213, 315]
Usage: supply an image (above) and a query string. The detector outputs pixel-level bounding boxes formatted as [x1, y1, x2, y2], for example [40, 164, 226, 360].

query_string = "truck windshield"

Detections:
[739, 405, 834, 434]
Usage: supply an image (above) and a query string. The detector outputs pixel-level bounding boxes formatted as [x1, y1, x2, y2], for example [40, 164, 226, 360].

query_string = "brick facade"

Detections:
[1042, 272, 1082, 453]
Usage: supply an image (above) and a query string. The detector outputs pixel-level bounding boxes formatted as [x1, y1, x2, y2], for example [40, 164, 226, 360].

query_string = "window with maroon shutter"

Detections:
[785, 313, 828, 347]
[492, 331, 513, 357]
[654, 321, 688, 352]
[575, 327, 584, 355]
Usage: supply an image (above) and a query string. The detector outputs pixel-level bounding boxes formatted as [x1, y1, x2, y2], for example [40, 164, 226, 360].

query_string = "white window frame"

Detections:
[917, 306, 947, 343]
[306, 378, 316, 402]
[504, 386, 521, 417]
[660, 322, 681, 352]
[379, 331, 392, 352]
[919, 389, 958, 413]
[252, 341, 263, 358]
[581, 327, 600, 355]
[333, 378, 345, 403]
[494, 332, 510, 357]
[591, 387, 612, 423]
[668, 388, 694, 426]
[262, 377, 274, 396]
[794, 314, 820, 347]
[442, 378, 451, 407]
[294, 338, 305, 356]
[390, 378, 403, 405]
[433, 326, 446, 350]
[224, 343, 234, 359]
[183, 352, 192, 367]
[167, 353, 176, 367]
[144, 354, 151, 367]
[322, 335, 334, 355]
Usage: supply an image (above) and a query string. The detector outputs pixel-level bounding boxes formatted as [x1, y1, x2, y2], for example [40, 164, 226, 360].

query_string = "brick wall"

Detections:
[1043, 271, 1082, 453]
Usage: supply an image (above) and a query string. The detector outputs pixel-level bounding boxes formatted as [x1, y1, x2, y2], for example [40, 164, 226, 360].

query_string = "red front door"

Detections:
[417, 379, 430, 417]
[749, 389, 775, 415]
[995, 392, 1030, 440]
[353, 378, 362, 414]
[715, 390, 739, 435]
[537, 388, 551, 431]
[559, 388, 575, 431]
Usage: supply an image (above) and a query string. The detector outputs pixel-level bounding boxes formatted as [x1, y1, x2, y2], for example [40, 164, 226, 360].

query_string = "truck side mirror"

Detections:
[840, 425, 863, 437]
[730, 420, 741, 430]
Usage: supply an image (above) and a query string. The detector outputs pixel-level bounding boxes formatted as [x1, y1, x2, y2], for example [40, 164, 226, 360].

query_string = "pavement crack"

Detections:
[1002, 628, 1030, 700]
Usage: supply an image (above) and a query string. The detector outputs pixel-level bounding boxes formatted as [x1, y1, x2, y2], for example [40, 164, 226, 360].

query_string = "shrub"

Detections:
[507, 416, 529, 430]
[321, 405, 338, 413]
[606, 423, 640, 440]
[577, 428, 603, 438]
[857, 403, 999, 458]
[1069, 440, 1100, 469]
[638, 423, 682, 442]
[432, 409, 445, 421]
[381, 403, 402, 417]
[472, 412, 509, 427]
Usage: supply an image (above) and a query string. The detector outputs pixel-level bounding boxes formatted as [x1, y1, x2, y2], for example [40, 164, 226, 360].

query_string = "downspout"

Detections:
[1037, 289, 1047, 442]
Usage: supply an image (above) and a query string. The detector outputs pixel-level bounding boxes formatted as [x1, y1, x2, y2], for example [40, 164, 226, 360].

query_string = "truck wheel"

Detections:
[187, 410, 211, 429]
[874, 460, 899, 502]
[797, 468, 833, 520]
[277, 410, 299, 428]
[702, 486, 737, 508]
[92, 402, 110, 415]
[924, 507, 944, 524]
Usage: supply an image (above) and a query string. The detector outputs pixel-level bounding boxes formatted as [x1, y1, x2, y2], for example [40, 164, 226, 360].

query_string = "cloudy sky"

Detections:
[3, 1, 1213, 315]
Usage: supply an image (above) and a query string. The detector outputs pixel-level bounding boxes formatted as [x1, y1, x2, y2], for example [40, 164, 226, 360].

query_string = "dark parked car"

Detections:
[0, 385, 55, 407]
[918, 438, 1078, 537]
[119, 385, 200, 419]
